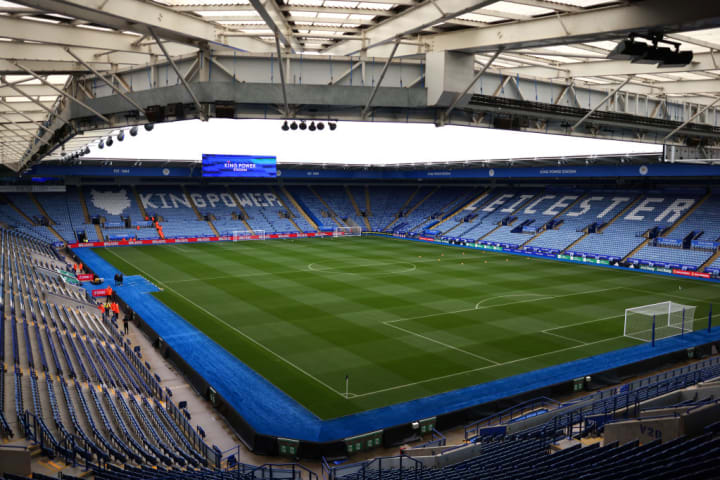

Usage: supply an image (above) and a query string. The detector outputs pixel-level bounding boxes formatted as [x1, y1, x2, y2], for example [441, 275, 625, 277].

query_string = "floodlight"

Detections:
[117, 130, 125, 141]
[632, 46, 673, 64]
[309, 121, 316, 131]
[282, 120, 289, 131]
[299, 121, 307, 130]
[144, 123, 154, 131]
[317, 122, 324, 131]
[98, 140, 104, 149]
[290, 121, 298, 130]
[329, 122, 337, 131]
[607, 39, 649, 60]
[130, 126, 139, 136]
[658, 50, 694, 68]
[106, 136, 113, 147]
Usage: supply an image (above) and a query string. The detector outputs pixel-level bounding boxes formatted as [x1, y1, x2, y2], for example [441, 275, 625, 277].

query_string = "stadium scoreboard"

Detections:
[201, 154, 277, 178]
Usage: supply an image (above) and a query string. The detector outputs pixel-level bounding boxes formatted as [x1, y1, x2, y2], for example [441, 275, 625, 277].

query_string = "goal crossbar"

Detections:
[232, 230, 265, 241]
[624, 301, 695, 343]
[333, 226, 362, 237]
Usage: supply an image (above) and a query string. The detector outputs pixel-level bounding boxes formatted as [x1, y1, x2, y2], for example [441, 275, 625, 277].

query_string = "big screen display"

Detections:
[201, 154, 277, 178]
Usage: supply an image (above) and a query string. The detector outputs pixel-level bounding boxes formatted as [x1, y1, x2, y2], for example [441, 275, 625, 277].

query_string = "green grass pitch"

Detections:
[94, 236, 717, 419]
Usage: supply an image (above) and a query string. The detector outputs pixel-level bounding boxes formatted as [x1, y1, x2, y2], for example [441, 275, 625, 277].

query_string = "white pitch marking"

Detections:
[473, 287, 621, 311]
[543, 313, 624, 332]
[383, 321, 499, 365]
[541, 330, 585, 344]
[474, 293, 551, 307]
[350, 335, 627, 399]
[384, 286, 622, 327]
[103, 248, 350, 398]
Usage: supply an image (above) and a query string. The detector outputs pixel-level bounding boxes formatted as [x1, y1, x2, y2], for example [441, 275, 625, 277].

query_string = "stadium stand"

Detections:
[450, 189, 541, 241]
[228, 186, 310, 233]
[327, 358, 720, 480]
[526, 192, 638, 253]
[135, 186, 215, 238]
[568, 192, 700, 260]
[365, 186, 416, 232]
[310, 185, 367, 230]
[0, 228, 217, 471]
[5, 186, 720, 274]
[2, 185, 720, 479]
[482, 190, 582, 247]
[83, 186, 157, 241]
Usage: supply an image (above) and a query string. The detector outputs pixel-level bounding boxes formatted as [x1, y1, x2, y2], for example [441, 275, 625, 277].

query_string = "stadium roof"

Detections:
[1, 0, 720, 171]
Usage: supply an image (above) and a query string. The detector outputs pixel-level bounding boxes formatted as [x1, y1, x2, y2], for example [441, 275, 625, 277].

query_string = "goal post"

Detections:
[333, 226, 362, 237]
[624, 301, 695, 342]
[232, 230, 265, 241]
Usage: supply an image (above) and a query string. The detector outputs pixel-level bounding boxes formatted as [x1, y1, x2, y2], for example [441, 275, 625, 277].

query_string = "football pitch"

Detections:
[94, 236, 718, 419]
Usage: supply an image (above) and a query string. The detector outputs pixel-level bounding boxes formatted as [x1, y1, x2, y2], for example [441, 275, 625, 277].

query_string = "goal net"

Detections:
[232, 230, 265, 241]
[333, 226, 362, 237]
[624, 301, 695, 342]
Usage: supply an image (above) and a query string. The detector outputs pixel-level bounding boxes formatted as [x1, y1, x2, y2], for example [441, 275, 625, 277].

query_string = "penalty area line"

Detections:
[350, 334, 627, 399]
[103, 248, 351, 398]
[383, 321, 499, 365]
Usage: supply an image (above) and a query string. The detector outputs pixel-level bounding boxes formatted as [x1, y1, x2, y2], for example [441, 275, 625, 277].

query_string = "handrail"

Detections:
[465, 396, 560, 439]
[330, 452, 425, 479]
[464, 356, 720, 441]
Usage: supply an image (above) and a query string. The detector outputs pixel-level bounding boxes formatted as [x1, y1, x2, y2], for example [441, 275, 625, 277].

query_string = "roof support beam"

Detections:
[331, 61, 363, 85]
[5, 84, 72, 129]
[0, 84, 64, 97]
[361, 41, 400, 119]
[274, 37, 290, 118]
[0, 141, 27, 158]
[149, 28, 207, 122]
[325, 0, 500, 56]
[429, 0, 720, 53]
[501, 52, 720, 81]
[12, 62, 111, 123]
[248, 0, 301, 52]
[11, 0, 272, 54]
[445, 50, 500, 119]
[664, 97, 720, 140]
[0, 43, 150, 69]
[406, 73, 425, 88]
[0, 114, 49, 146]
[571, 76, 633, 131]
[506, 0, 580, 13]
[64, 48, 147, 117]
[0, 15, 186, 57]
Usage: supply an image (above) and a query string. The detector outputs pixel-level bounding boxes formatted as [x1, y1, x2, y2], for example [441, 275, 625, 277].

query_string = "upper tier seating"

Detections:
[365, 186, 416, 231]
[665, 194, 720, 242]
[527, 192, 638, 252]
[570, 193, 699, 259]
[483, 191, 583, 247]
[228, 186, 308, 233]
[135, 186, 214, 238]
[311, 186, 367, 230]
[398, 187, 477, 234]
[452, 189, 542, 240]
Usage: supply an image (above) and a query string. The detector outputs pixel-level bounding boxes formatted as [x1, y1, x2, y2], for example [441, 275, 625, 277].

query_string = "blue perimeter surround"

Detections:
[73, 243, 720, 443]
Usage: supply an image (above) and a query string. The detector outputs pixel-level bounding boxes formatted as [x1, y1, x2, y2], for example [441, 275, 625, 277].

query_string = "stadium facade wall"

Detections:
[26, 162, 720, 180]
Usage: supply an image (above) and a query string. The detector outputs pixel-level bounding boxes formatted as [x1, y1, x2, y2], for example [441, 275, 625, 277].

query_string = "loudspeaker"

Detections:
[146, 105, 165, 123]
